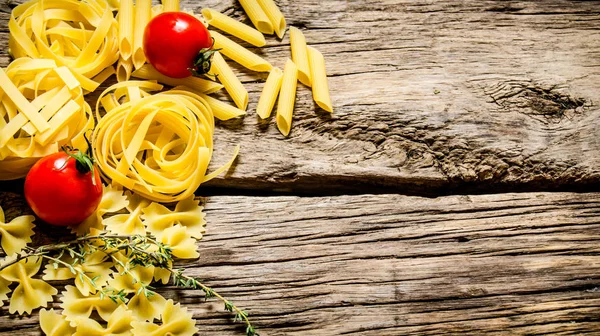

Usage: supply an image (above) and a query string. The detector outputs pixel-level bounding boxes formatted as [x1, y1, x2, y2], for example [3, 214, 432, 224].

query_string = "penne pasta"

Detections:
[132, 0, 151, 70]
[256, 67, 283, 119]
[210, 51, 248, 110]
[276, 59, 298, 136]
[199, 93, 246, 121]
[118, 0, 134, 60]
[116, 57, 133, 82]
[238, 0, 273, 35]
[162, 0, 179, 12]
[201, 8, 266, 47]
[132, 64, 223, 94]
[257, 0, 286, 38]
[307, 46, 333, 112]
[211, 31, 272, 72]
[151, 4, 163, 18]
[289, 27, 311, 86]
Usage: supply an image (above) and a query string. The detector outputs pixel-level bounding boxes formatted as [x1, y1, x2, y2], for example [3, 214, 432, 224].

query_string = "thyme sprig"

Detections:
[0, 233, 259, 336]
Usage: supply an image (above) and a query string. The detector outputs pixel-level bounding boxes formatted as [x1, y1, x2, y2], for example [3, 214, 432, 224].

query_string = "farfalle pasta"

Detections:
[40, 308, 77, 336]
[131, 299, 198, 336]
[0, 205, 35, 256]
[127, 290, 167, 322]
[74, 184, 128, 235]
[59, 285, 119, 324]
[104, 191, 149, 235]
[0, 275, 10, 306]
[159, 225, 200, 259]
[142, 197, 206, 239]
[43, 250, 113, 295]
[0, 257, 57, 314]
[73, 305, 134, 336]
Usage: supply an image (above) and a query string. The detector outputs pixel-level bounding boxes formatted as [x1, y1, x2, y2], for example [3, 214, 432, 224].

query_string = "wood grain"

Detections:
[1, 191, 600, 335]
[2, 1, 600, 195]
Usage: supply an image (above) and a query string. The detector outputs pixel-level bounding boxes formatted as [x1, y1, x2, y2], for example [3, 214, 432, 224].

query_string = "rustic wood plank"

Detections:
[1, 191, 600, 334]
[1, 1, 600, 194]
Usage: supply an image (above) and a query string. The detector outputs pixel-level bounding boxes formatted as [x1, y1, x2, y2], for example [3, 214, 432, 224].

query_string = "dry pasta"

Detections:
[92, 81, 239, 202]
[116, 57, 134, 82]
[290, 27, 311, 86]
[210, 51, 249, 110]
[257, 0, 286, 38]
[132, 64, 223, 94]
[133, 0, 152, 69]
[201, 8, 266, 47]
[0, 205, 35, 256]
[131, 300, 198, 336]
[276, 59, 298, 136]
[0, 58, 94, 180]
[211, 31, 272, 72]
[118, 0, 134, 60]
[162, 0, 180, 12]
[238, 0, 273, 34]
[307, 46, 333, 112]
[256, 67, 283, 119]
[9, 0, 119, 88]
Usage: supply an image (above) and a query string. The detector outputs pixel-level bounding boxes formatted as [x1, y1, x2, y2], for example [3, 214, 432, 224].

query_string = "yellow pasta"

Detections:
[162, 0, 179, 12]
[290, 27, 311, 86]
[199, 92, 246, 120]
[0, 58, 94, 180]
[0, 257, 57, 314]
[116, 57, 134, 82]
[256, 67, 283, 119]
[211, 31, 272, 72]
[239, 0, 273, 34]
[133, 0, 151, 69]
[276, 59, 298, 136]
[141, 197, 206, 239]
[0, 206, 35, 256]
[257, 0, 286, 38]
[210, 52, 248, 110]
[74, 305, 134, 336]
[92, 81, 239, 202]
[307, 46, 333, 112]
[151, 4, 163, 17]
[118, 0, 134, 60]
[201, 8, 266, 47]
[132, 64, 223, 94]
[132, 300, 198, 336]
[9, 0, 119, 86]
[39, 309, 76, 336]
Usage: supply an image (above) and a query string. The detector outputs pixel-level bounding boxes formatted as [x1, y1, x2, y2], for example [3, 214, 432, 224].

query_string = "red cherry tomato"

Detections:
[143, 12, 215, 78]
[24, 150, 103, 226]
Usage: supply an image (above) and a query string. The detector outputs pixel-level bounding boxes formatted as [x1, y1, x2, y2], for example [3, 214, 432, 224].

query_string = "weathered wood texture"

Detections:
[2, 1, 600, 194]
[1, 191, 600, 335]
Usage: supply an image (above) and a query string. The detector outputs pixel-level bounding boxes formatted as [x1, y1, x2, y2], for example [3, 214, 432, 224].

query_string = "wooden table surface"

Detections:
[2, 0, 600, 335]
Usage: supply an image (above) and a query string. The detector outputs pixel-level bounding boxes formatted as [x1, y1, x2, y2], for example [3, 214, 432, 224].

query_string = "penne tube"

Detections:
[116, 57, 133, 82]
[257, 0, 286, 38]
[118, 0, 134, 60]
[289, 27, 311, 86]
[132, 64, 223, 94]
[151, 4, 163, 18]
[276, 59, 297, 136]
[307, 46, 333, 112]
[201, 8, 266, 47]
[256, 67, 283, 119]
[132, 0, 151, 70]
[199, 93, 246, 120]
[162, 0, 179, 12]
[210, 51, 248, 110]
[238, 0, 273, 35]
[211, 30, 272, 72]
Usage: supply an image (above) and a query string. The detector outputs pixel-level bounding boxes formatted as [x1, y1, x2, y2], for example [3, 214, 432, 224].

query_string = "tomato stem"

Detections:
[190, 37, 221, 76]
[60, 131, 97, 185]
